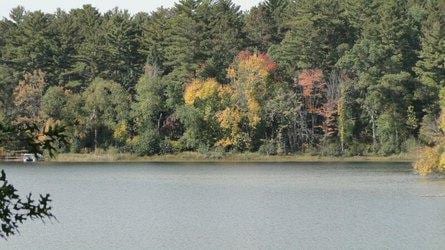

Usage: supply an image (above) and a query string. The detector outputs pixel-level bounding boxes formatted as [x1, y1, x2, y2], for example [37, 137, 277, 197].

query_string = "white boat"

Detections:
[22, 153, 40, 162]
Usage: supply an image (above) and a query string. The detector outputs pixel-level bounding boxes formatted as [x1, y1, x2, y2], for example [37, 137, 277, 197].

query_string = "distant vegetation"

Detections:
[414, 88, 445, 175]
[0, 0, 443, 169]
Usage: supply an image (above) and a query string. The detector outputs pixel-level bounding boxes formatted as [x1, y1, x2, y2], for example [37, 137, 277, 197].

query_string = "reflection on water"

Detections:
[1, 162, 444, 249]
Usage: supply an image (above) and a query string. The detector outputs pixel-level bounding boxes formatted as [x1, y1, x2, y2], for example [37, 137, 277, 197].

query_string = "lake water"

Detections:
[1, 162, 444, 249]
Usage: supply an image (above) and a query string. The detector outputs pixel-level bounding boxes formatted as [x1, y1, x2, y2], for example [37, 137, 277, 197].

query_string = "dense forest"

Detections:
[0, 0, 443, 158]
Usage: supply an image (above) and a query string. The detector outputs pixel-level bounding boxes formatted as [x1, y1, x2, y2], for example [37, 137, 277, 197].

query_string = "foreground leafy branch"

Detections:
[0, 120, 67, 238]
[22, 120, 69, 158]
[0, 170, 54, 239]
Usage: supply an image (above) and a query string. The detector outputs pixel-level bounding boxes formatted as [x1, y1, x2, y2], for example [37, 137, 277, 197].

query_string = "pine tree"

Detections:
[69, 5, 105, 85]
[49, 9, 82, 85]
[140, 8, 173, 74]
[205, 0, 245, 82]
[273, 0, 352, 72]
[414, 0, 445, 115]
[101, 8, 145, 91]
[2, 10, 58, 83]
[244, 5, 275, 51]
[244, 0, 288, 52]
[338, 0, 420, 152]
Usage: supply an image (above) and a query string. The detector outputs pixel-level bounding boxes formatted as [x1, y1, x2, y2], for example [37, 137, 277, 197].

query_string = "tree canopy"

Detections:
[0, 0, 443, 157]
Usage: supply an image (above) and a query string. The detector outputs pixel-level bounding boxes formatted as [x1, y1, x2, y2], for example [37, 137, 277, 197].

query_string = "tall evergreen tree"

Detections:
[68, 5, 105, 86]
[162, 0, 210, 109]
[50, 9, 81, 85]
[2, 9, 58, 83]
[101, 9, 145, 91]
[414, 0, 445, 115]
[338, 0, 420, 153]
[204, 0, 245, 82]
[272, 0, 352, 73]
[140, 8, 173, 74]
[244, 0, 288, 52]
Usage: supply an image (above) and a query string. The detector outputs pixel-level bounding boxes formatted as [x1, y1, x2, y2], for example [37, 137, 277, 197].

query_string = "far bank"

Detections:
[49, 152, 415, 163]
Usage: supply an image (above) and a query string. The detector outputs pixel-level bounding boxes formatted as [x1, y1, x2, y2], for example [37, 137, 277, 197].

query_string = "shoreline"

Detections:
[48, 152, 415, 163]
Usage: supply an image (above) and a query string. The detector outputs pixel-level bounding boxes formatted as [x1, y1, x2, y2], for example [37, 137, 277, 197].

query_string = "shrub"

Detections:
[159, 139, 175, 154]
[130, 129, 160, 156]
[343, 140, 373, 157]
[170, 139, 186, 152]
[106, 146, 119, 155]
[319, 141, 342, 157]
[376, 110, 407, 155]
[205, 147, 225, 159]
[439, 152, 445, 173]
[418, 114, 441, 146]
[414, 146, 440, 176]
[401, 137, 419, 153]
[258, 139, 277, 155]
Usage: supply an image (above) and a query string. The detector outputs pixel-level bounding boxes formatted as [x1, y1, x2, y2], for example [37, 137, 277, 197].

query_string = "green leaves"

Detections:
[0, 0, 442, 156]
[0, 170, 54, 239]
[82, 78, 130, 148]
[274, 0, 352, 72]
[0, 118, 66, 238]
[101, 9, 144, 91]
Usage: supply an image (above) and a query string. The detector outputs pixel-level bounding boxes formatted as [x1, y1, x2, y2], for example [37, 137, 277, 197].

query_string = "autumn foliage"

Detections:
[184, 79, 221, 105]
[297, 69, 344, 139]
[183, 51, 278, 150]
[414, 146, 440, 175]
[228, 51, 278, 79]
[298, 69, 324, 98]
[13, 70, 47, 125]
[414, 87, 445, 175]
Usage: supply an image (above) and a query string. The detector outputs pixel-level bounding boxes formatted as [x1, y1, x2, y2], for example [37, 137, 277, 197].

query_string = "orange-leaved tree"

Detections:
[13, 70, 47, 125]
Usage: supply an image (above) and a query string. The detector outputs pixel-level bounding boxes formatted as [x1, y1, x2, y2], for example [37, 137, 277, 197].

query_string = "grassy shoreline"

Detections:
[50, 152, 415, 163]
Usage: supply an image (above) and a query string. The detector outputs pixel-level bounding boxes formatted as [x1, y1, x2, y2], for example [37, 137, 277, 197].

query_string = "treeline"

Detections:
[0, 0, 443, 156]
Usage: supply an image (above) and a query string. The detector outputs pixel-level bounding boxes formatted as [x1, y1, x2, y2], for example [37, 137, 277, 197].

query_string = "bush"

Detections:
[401, 137, 419, 153]
[69, 138, 82, 153]
[414, 146, 440, 176]
[344, 140, 372, 156]
[159, 139, 175, 154]
[130, 129, 160, 156]
[195, 145, 225, 159]
[197, 144, 211, 155]
[205, 147, 225, 159]
[419, 113, 441, 146]
[439, 152, 445, 173]
[106, 146, 119, 155]
[319, 140, 342, 157]
[170, 139, 186, 152]
[376, 110, 407, 155]
[258, 139, 277, 155]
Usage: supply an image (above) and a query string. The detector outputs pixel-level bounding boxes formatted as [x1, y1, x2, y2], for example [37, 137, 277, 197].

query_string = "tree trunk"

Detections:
[341, 139, 344, 154]
[94, 127, 98, 154]
[371, 113, 377, 152]
[157, 113, 163, 133]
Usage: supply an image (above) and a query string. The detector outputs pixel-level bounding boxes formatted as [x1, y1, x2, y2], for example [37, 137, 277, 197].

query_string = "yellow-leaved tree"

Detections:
[181, 51, 278, 151]
[217, 51, 277, 150]
[414, 88, 445, 175]
[181, 78, 226, 148]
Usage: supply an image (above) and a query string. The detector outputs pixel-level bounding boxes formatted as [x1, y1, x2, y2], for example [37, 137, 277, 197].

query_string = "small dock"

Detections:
[0, 150, 29, 162]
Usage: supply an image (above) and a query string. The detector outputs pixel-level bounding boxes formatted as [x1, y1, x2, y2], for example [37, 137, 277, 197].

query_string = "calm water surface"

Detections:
[1, 162, 444, 249]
